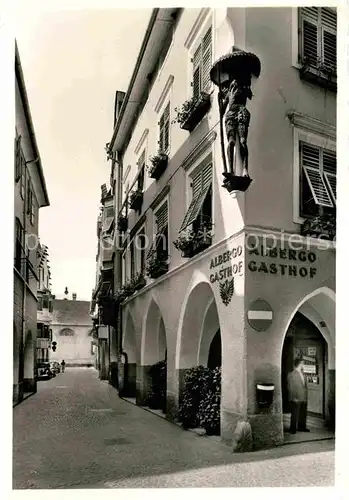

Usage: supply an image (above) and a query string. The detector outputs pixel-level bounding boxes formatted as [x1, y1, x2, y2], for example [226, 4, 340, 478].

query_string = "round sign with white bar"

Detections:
[247, 299, 273, 331]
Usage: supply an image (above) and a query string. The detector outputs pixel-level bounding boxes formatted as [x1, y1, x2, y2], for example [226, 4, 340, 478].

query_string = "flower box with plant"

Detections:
[114, 280, 135, 303]
[299, 57, 337, 92]
[198, 367, 221, 436]
[173, 223, 212, 258]
[301, 213, 336, 241]
[145, 254, 169, 279]
[147, 152, 168, 180]
[117, 214, 128, 233]
[146, 359, 167, 412]
[178, 365, 209, 429]
[129, 188, 143, 211]
[173, 92, 211, 133]
[131, 272, 146, 291]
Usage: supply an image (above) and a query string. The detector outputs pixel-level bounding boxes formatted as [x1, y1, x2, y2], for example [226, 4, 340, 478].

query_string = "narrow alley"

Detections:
[13, 368, 334, 489]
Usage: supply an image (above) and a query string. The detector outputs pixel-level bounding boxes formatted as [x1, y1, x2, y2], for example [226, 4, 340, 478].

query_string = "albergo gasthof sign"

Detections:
[209, 245, 243, 283]
[247, 236, 317, 279]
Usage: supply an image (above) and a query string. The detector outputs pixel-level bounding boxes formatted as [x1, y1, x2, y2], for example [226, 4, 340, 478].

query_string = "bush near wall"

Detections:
[146, 360, 167, 412]
[179, 365, 221, 435]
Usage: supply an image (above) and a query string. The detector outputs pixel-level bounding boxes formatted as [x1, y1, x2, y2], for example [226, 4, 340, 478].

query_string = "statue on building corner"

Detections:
[210, 48, 261, 193]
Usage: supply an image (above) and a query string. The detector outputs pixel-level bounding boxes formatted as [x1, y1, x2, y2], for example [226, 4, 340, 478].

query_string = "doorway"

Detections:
[282, 312, 326, 419]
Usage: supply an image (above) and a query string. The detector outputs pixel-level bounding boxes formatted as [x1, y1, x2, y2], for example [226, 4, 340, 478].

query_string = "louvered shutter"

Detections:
[15, 136, 21, 181]
[321, 9, 337, 70]
[323, 149, 337, 202]
[201, 27, 212, 92]
[301, 143, 333, 208]
[163, 103, 170, 152]
[159, 113, 165, 152]
[179, 164, 212, 231]
[302, 20, 318, 66]
[155, 201, 168, 233]
[192, 45, 201, 99]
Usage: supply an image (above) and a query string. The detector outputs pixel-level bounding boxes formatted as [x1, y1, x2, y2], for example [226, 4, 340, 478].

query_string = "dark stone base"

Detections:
[248, 413, 283, 450]
[109, 362, 119, 390]
[221, 410, 252, 451]
[165, 391, 179, 423]
[136, 365, 152, 406]
[327, 369, 335, 430]
[23, 378, 37, 394]
[124, 363, 137, 398]
[13, 383, 24, 405]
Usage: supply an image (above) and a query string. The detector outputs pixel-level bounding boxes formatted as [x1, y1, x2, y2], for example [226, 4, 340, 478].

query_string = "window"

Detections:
[299, 7, 336, 72]
[15, 136, 22, 182]
[179, 160, 213, 232]
[20, 156, 26, 199]
[42, 296, 49, 309]
[137, 227, 146, 273]
[300, 141, 336, 218]
[158, 102, 170, 153]
[130, 240, 135, 279]
[15, 218, 24, 273]
[49, 300, 53, 313]
[105, 206, 114, 218]
[137, 149, 146, 191]
[154, 201, 169, 259]
[37, 297, 43, 311]
[192, 26, 212, 99]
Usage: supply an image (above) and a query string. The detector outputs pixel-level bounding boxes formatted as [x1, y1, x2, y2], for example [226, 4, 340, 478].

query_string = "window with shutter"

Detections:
[192, 26, 212, 98]
[300, 7, 337, 72]
[15, 136, 22, 182]
[158, 102, 170, 153]
[137, 149, 146, 190]
[179, 163, 212, 232]
[154, 201, 169, 258]
[300, 141, 336, 217]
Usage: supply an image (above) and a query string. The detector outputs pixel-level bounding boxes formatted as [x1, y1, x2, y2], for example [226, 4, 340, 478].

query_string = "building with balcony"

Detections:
[36, 243, 54, 364]
[102, 7, 336, 450]
[50, 293, 94, 367]
[14, 43, 50, 404]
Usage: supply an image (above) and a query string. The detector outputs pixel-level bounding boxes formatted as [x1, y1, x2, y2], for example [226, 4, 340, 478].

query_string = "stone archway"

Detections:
[281, 287, 335, 431]
[198, 298, 221, 369]
[121, 308, 138, 397]
[139, 298, 167, 410]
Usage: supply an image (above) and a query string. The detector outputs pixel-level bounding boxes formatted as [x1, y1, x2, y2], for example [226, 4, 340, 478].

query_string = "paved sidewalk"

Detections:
[13, 368, 335, 489]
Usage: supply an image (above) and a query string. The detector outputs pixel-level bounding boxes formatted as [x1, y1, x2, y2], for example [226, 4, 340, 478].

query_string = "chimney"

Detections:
[72, 293, 77, 301]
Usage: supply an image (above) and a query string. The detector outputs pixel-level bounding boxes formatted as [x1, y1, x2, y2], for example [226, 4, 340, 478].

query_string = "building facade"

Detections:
[51, 296, 94, 367]
[36, 244, 54, 364]
[100, 7, 336, 450]
[14, 43, 50, 404]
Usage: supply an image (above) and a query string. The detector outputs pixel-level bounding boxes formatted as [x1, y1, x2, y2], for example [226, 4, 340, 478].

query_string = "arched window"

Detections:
[59, 328, 75, 336]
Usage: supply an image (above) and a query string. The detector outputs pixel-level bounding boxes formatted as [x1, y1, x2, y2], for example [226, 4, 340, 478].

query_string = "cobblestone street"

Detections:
[13, 368, 335, 489]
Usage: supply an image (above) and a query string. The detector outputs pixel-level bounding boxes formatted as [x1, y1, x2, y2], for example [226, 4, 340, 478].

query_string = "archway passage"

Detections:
[207, 330, 221, 369]
[281, 288, 335, 432]
[120, 310, 138, 397]
[141, 300, 167, 411]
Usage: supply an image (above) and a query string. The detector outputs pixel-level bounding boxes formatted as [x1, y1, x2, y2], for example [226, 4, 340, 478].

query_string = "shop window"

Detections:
[300, 141, 336, 218]
[158, 102, 170, 154]
[299, 8, 336, 71]
[179, 161, 213, 232]
[191, 26, 212, 99]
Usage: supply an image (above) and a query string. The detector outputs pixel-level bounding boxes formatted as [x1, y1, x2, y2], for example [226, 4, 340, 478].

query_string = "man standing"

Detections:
[287, 357, 310, 434]
[61, 360, 66, 373]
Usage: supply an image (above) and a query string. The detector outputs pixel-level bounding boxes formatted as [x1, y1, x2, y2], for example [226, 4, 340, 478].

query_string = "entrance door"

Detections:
[294, 339, 324, 416]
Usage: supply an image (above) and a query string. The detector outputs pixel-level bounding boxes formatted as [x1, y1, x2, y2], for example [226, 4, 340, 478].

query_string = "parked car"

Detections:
[50, 361, 61, 375]
[37, 362, 53, 380]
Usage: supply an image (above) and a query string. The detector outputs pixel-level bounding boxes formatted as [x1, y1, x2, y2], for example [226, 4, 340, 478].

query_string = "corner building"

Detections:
[107, 8, 336, 450]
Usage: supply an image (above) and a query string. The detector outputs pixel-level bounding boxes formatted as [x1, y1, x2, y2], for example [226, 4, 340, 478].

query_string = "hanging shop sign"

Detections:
[247, 240, 317, 279]
[209, 245, 244, 306]
[247, 299, 273, 331]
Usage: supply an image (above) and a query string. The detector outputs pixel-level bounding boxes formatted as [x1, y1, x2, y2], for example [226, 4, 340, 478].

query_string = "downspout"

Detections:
[20, 158, 27, 395]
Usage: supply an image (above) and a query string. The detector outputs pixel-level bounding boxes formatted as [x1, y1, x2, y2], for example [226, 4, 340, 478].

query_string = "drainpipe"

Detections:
[19, 157, 27, 396]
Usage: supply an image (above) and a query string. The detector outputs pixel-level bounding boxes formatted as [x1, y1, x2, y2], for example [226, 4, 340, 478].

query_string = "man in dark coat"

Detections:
[287, 357, 310, 434]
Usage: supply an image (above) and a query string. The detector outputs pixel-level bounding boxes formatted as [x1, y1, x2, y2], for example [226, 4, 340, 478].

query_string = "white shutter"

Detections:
[155, 201, 168, 232]
[324, 172, 336, 202]
[201, 27, 212, 92]
[179, 164, 212, 232]
[192, 45, 201, 97]
[301, 143, 333, 208]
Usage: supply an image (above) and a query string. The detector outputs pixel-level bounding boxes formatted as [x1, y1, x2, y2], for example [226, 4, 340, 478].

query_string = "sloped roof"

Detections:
[51, 300, 93, 326]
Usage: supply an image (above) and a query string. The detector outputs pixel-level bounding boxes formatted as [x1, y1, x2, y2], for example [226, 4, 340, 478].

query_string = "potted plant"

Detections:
[129, 188, 143, 211]
[145, 254, 169, 279]
[117, 214, 128, 233]
[147, 152, 168, 180]
[131, 272, 146, 291]
[198, 367, 221, 436]
[178, 365, 208, 429]
[301, 213, 336, 241]
[174, 223, 212, 258]
[173, 231, 195, 258]
[173, 92, 211, 133]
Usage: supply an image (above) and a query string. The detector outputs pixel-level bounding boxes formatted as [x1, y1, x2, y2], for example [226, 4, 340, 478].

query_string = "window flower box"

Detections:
[131, 272, 146, 291]
[173, 92, 211, 133]
[174, 224, 212, 258]
[114, 280, 135, 303]
[298, 57, 337, 92]
[129, 188, 143, 211]
[301, 213, 336, 241]
[145, 255, 169, 279]
[147, 152, 168, 180]
[117, 215, 128, 233]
